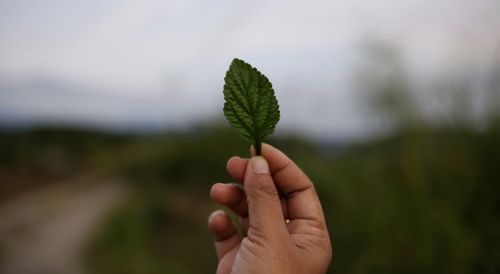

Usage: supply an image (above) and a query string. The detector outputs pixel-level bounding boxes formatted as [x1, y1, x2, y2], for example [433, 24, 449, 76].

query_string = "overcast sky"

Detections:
[1, 0, 499, 140]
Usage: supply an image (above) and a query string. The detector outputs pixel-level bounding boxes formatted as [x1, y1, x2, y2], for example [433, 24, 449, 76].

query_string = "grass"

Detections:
[1, 124, 499, 273]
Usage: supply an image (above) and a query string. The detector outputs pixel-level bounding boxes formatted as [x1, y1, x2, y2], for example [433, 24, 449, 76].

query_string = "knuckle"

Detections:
[247, 173, 279, 199]
[254, 183, 279, 198]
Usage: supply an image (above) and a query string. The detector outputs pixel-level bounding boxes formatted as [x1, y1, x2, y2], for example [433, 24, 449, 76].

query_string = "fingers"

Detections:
[225, 144, 325, 228]
[226, 156, 248, 182]
[210, 183, 248, 216]
[251, 144, 311, 194]
[243, 157, 287, 236]
[228, 144, 314, 193]
[208, 210, 241, 259]
[254, 144, 325, 225]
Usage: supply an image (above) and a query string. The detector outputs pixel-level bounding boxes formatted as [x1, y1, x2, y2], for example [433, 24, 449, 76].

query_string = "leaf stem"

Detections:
[254, 140, 262, 156]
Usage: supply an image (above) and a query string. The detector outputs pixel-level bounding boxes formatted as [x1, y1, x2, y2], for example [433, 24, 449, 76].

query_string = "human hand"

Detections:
[208, 144, 332, 274]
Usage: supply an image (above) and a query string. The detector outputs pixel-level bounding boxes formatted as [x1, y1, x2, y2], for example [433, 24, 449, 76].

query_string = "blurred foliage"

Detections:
[1, 120, 499, 273]
[320, 127, 500, 274]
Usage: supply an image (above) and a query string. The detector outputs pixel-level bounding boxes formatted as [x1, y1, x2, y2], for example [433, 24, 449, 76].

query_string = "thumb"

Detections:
[244, 156, 287, 236]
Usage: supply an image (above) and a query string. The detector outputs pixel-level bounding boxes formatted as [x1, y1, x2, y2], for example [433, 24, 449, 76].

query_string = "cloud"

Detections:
[1, 0, 499, 139]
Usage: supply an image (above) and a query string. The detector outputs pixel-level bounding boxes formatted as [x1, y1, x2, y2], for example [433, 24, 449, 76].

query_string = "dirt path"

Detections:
[0, 177, 127, 274]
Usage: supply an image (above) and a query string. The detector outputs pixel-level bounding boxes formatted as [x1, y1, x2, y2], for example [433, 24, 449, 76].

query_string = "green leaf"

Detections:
[223, 58, 280, 155]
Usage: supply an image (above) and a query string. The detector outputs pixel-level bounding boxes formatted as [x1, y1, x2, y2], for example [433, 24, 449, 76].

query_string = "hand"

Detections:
[208, 144, 332, 274]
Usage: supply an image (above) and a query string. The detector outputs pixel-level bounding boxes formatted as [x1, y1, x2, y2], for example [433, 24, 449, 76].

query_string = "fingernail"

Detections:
[250, 156, 270, 174]
[208, 210, 225, 224]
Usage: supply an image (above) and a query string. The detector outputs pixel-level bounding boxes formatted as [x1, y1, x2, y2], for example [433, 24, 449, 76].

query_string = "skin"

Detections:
[208, 143, 332, 274]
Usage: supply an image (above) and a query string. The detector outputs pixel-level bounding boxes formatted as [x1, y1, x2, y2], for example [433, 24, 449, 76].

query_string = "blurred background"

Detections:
[1, 0, 499, 273]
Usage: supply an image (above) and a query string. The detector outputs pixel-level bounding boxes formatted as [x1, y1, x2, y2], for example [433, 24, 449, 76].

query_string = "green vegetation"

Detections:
[223, 58, 280, 155]
[1, 121, 499, 273]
